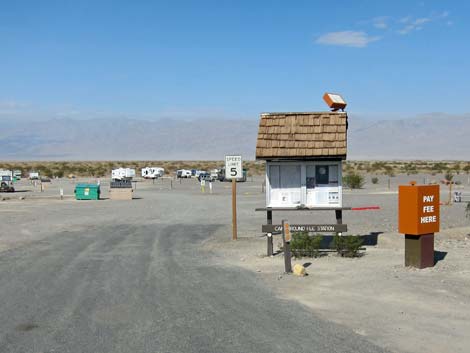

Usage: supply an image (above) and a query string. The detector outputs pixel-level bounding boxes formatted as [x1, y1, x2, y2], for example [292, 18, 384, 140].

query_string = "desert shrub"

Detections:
[290, 232, 323, 258]
[444, 171, 454, 181]
[343, 173, 365, 189]
[383, 165, 395, 177]
[371, 177, 379, 184]
[41, 167, 53, 178]
[402, 163, 418, 175]
[331, 235, 363, 258]
[432, 162, 446, 174]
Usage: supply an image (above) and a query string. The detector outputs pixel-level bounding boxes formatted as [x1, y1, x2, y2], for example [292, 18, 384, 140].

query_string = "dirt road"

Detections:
[0, 180, 386, 353]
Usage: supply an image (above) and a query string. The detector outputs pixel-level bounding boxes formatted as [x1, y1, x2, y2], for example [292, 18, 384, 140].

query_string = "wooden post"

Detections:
[335, 209, 343, 225]
[335, 209, 343, 240]
[232, 179, 237, 240]
[267, 209, 273, 256]
[448, 181, 453, 205]
[282, 220, 292, 273]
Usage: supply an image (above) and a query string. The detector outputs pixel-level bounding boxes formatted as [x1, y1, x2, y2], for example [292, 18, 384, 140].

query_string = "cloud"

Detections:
[397, 11, 449, 35]
[372, 16, 389, 29]
[316, 31, 380, 48]
[398, 17, 431, 34]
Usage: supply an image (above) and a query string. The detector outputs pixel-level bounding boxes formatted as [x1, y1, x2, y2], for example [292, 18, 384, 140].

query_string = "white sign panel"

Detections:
[225, 155, 242, 180]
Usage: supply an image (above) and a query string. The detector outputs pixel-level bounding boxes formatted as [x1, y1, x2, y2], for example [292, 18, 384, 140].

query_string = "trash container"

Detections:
[75, 183, 100, 200]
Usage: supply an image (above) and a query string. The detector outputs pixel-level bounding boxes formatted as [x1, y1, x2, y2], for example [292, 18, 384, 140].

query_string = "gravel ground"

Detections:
[1, 174, 469, 353]
[0, 177, 388, 353]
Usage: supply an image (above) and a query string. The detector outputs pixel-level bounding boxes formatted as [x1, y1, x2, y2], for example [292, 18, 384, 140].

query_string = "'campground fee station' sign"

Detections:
[225, 155, 242, 180]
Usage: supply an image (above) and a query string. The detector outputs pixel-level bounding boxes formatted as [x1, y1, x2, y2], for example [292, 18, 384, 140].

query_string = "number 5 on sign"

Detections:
[225, 155, 242, 179]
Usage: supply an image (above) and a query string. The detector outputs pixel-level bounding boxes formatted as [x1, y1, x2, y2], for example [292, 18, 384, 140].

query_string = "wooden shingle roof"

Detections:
[256, 112, 348, 160]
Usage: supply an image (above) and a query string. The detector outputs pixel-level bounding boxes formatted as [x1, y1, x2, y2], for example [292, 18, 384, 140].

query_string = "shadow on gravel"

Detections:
[318, 232, 383, 249]
[15, 323, 39, 332]
[434, 250, 448, 264]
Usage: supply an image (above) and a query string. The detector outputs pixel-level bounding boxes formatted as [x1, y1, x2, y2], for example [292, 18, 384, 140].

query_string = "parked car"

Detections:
[198, 172, 211, 182]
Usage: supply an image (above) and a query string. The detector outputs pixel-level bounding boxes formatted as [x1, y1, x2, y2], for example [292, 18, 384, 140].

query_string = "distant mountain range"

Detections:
[0, 113, 469, 160]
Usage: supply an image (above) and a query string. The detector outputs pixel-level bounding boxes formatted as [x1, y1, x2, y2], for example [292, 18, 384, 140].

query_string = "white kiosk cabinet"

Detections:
[256, 111, 348, 209]
[266, 161, 342, 208]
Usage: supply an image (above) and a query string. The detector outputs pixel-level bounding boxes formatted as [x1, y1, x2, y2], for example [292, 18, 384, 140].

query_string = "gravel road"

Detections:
[0, 179, 388, 353]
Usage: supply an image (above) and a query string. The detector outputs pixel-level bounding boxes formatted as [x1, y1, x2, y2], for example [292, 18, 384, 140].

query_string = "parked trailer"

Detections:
[141, 167, 165, 179]
[29, 172, 40, 180]
[176, 169, 192, 178]
[13, 170, 22, 180]
[111, 168, 136, 181]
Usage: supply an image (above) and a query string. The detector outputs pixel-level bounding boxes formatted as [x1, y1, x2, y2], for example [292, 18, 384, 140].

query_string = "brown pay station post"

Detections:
[398, 183, 440, 269]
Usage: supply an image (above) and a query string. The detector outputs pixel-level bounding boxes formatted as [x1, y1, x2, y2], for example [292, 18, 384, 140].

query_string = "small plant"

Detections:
[463, 164, 470, 175]
[343, 172, 365, 189]
[331, 234, 363, 258]
[371, 177, 379, 184]
[444, 171, 454, 182]
[290, 232, 323, 258]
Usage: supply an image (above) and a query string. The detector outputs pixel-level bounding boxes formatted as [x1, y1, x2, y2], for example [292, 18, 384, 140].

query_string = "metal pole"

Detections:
[232, 179, 237, 240]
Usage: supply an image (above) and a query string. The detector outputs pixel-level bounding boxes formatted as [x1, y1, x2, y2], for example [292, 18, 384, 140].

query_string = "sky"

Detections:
[0, 0, 469, 121]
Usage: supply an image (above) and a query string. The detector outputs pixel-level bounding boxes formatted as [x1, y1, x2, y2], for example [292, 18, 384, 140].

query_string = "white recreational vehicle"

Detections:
[0, 170, 15, 192]
[176, 169, 192, 178]
[111, 168, 136, 181]
[29, 171, 40, 180]
[141, 167, 165, 179]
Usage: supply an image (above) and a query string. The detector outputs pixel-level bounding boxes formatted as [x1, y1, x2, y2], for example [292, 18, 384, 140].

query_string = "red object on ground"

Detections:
[351, 206, 381, 211]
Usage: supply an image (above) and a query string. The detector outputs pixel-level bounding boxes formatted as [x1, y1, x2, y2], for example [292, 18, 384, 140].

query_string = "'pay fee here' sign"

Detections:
[398, 184, 440, 235]
[225, 155, 242, 179]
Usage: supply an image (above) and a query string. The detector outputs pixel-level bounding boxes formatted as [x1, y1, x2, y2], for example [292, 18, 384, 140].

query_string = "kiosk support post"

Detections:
[267, 209, 273, 256]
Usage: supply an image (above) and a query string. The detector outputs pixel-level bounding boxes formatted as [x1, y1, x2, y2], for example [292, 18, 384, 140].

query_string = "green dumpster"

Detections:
[75, 183, 100, 200]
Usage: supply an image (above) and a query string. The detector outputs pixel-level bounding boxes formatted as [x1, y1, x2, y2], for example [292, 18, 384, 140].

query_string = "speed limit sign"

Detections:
[225, 155, 242, 180]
